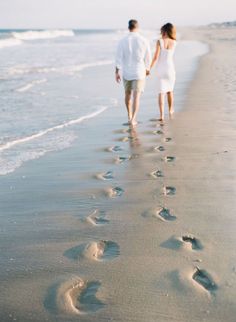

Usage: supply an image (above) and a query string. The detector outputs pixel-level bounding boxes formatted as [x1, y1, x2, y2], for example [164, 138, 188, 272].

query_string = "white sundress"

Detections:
[156, 39, 176, 94]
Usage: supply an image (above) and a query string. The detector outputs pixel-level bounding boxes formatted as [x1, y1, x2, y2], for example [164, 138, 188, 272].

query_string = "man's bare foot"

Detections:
[131, 119, 138, 126]
[169, 109, 174, 115]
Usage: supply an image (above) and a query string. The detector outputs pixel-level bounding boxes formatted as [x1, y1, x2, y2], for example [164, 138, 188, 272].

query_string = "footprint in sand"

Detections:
[113, 128, 131, 134]
[150, 170, 164, 178]
[163, 186, 176, 196]
[130, 153, 140, 160]
[106, 145, 123, 153]
[149, 118, 165, 125]
[156, 207, 177, 221]
[64, 240, 120, 262]
[117, 136, 129, 142]
[96, 171, 114, 181]
[153, 130, 164, 135]
[142, 207, 176, 222]
[45, 276, 104, 315]
[164, 137, 172, 142]
[161, 235, 203, 250]
[192, 267, 218, 293]
[128, 136, 139, 143]
[182, 236, 203, 250]
[164, 156, 176, 163]
[155, 146, 165, 152]
[149, 118, 160, 122]
[85, 209, 109, 226]
[107, 186, 124, 198]
[115, 156, 131, 164]
[117, 135, 138, 143]
[122, 121, 142, 126]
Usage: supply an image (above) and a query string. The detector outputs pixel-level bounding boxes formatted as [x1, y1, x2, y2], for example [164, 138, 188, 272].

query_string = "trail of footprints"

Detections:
[47, 121, 218, 317]
[47, 143, 126, 316]
[147, 125, 218, 294]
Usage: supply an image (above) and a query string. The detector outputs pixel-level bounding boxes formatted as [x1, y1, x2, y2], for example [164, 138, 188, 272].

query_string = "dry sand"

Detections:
[1, 26, 236, 322]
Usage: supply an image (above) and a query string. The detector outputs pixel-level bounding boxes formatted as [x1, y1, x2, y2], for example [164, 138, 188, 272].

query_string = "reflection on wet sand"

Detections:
[128, 125, 142, 150]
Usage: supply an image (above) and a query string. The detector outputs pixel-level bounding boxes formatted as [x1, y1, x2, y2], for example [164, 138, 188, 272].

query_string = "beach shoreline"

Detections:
[1, 26, 236, 322]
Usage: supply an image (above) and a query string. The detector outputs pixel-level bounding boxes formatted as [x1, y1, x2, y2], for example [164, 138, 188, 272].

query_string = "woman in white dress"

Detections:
[150, 23, 177, 121]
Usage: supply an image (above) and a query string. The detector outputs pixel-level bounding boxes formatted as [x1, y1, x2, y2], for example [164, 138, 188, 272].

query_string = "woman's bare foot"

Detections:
[169, 110, 174, 120]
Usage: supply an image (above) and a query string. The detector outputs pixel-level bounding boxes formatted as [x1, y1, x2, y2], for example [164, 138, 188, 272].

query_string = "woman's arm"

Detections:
[150, 40, 161, 70]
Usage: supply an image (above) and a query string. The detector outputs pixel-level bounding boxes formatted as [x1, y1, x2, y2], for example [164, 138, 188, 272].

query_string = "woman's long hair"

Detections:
[161, 23, 176, 40]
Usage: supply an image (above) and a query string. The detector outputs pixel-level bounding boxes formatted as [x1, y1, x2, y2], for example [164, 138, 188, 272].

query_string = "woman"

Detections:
[150, 23, 177, 121]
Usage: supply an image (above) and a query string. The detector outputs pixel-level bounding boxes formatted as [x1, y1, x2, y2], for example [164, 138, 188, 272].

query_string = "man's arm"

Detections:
[115, 41, 122, 83]
[115, 67, 121, 83]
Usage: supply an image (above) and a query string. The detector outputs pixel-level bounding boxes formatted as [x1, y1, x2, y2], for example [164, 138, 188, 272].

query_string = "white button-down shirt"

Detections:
[115, 32, 151, 81]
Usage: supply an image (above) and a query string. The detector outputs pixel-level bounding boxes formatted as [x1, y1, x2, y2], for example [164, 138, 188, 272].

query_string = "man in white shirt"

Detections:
[115, 19, 151, 125]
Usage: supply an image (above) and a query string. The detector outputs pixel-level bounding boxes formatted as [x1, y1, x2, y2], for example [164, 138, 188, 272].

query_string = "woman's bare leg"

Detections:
[167, 91, 174, 115]
[158, 93, 165, 121]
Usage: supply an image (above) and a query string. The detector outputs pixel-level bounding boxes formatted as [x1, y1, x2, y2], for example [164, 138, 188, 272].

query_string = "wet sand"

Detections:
[1, 26, 236, 321]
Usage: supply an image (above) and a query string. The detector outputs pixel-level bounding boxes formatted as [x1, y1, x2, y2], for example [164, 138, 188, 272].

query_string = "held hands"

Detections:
[146, 70, 150, 76]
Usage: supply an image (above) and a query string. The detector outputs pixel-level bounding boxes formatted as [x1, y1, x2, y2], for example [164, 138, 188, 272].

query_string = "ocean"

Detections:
[0, 29, 208, 176]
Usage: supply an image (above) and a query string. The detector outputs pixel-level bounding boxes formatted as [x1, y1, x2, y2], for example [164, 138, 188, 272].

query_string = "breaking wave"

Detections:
[0, 30, 75, 50]
[12, 29, 75, 40]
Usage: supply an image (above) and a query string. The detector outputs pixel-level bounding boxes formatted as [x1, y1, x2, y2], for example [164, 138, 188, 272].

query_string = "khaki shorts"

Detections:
[123, 79, 145, 93]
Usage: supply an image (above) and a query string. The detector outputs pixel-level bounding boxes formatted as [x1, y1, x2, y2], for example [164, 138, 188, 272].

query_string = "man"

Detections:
[115, 19, 151, 125]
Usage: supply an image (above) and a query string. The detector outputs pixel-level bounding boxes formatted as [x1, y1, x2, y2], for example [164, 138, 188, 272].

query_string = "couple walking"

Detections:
[115, 19, 177, 125]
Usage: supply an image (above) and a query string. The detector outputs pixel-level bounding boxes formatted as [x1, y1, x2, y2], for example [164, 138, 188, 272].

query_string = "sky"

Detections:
[0, 0, 236, 29]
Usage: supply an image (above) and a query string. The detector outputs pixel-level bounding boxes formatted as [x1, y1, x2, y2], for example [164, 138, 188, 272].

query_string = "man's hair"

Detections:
[128, 19, 138, 31]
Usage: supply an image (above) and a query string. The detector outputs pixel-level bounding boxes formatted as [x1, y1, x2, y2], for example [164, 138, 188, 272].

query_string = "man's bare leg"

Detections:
[131, 91, 141, 125]
[158, 93, 165, 121]
[167, 91, 174, 115]
[125, 90, 132, 122]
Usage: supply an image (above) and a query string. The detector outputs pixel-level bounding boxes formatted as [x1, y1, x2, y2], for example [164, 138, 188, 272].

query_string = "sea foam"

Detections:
[12, 29, 75, 40]
[0, 106, 107, 153]
[16, 78, 47, 92]
[0, 38, 23, 49]
[0, 106, 107, 175]
[0, 30, 75, 50]
[8, 60, 113, 76]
